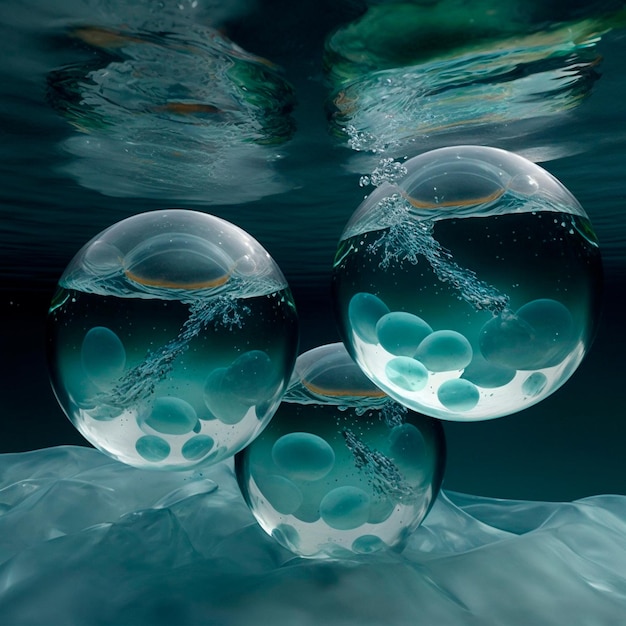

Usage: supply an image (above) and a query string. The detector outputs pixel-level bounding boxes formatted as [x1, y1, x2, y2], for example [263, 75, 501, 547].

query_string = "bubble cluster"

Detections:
[47, 209, 299, 469]
[235, 343, 445, 558]
[333, 146, 602, 421]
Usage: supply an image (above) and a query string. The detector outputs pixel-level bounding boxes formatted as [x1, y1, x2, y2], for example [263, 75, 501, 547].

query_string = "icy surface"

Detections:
[1, 446, 625, 625]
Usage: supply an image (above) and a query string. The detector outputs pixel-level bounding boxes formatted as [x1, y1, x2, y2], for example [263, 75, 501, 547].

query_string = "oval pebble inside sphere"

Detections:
[257, 474, 303, 515]
[461, 353, 516, 388]
[437, 378, 480, 412]
[204, 368, 250, 425]
[352, 535, 386, 554]
[480, 299, 576, 370]
[516, 299, 576, 367]
[522, 372, 548, 397]
[320, 486, 371, 531]
[271, 433, 335, 480]
[81, 326, 126, 384]
[415, 330, 473, 372]
[223, 350, 277, 403]
[140, 396, 198, 435]
[135, 435, 170, 462]
[367, 496, 396, 524]
[376, 311, 433, 356]
[385, 357, 429, 391]
[388, 423, 427, 479]
[181, 435, 215, 460]
[272, 524, 300, 551]
[348, 292, 390, 344]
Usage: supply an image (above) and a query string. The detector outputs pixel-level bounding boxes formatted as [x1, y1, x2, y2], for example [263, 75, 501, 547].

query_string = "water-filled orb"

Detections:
[235, 343, 445, 558]
[47, 209, 299, 469]
[333, 146, 602, 421]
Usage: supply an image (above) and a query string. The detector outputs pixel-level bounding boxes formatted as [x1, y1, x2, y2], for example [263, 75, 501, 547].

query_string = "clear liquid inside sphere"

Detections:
[235, 343, 445, 559]
[47, 209, 299, 469]
[332, 146, 602, 421]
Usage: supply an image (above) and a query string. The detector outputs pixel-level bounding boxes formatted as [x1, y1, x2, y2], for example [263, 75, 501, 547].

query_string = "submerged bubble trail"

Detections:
[105, 294, 247, 407]
[367, 195, 509, 314]
[380, 401, 407, 429]
[359, 157, 408, 187]
[342, 428, 415, 502]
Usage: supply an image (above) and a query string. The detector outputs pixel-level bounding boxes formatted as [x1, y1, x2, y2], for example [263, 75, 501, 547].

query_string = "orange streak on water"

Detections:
[154, 103, 223, 115]
[124, 268, 230, 290]
[302, 379, 386, 398]
[70, 26, 144, 49]
[403, 186, 505, 209]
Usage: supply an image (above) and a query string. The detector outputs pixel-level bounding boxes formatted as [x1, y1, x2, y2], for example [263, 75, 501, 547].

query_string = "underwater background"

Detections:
[1, 0, 625, 501]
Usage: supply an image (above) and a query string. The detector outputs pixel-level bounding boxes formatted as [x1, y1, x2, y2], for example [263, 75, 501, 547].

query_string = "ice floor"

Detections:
[1, 446, 624, 625]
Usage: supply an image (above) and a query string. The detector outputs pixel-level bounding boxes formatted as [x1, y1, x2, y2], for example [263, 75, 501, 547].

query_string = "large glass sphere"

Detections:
[47, 209, 299, 469]
[333, 146, 602, 421]
[235, 343, 445, 559]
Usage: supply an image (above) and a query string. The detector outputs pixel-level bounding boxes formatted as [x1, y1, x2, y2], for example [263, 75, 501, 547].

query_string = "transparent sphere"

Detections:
[235, 343, 445, 559]
[333, 146, 602, 421]
[47, 209, 299, 469]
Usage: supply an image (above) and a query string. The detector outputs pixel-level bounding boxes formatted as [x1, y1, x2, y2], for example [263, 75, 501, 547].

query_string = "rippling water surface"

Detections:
[1, 0, 625, 499]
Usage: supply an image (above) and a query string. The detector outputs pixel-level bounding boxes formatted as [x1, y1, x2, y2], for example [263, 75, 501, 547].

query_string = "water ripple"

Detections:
[325, 4, 624, 156]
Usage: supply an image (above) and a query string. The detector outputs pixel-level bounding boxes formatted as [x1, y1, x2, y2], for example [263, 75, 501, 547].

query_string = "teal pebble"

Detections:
[516, 299, 575, 367]
[141, 397, 198, 435]
[348, 292, 390, 344]
[479, 299, 575, 370]
[437, 378, 480, 412]
[81, 326, 126, 383]
[376, 311, 432, 356]
[223, 350, 277, 403]
[319, 486, 371, 531]
[204, 367, 250, 425]
[388, 423, 427, 480]
[135, 435, 170, 462]
[461, 353, 516, 388]
[352, 535, 386, 554]
[258, 474, 303, 515]
[272, 433, 335, 480]
[522, 372, 548, 397]
[323, 543, 356, 559]
[415, 330, 473, 372]
[271, 524, 300, 551]
[367, 496, 395, 524]
[182, 435, 215, 460]
[385, 357, 429, 391]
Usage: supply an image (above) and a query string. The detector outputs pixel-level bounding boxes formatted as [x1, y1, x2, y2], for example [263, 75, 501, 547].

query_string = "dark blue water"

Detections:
[1, 0, 625, 500]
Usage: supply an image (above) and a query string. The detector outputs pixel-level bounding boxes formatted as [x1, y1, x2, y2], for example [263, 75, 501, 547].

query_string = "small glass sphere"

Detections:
[235, 343, 445, 559]
[333, 146, 602, 421]
[47, 209, 299, 469]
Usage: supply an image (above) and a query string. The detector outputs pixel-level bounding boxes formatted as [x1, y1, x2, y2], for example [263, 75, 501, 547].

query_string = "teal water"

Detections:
[1, 0, 625, 500]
